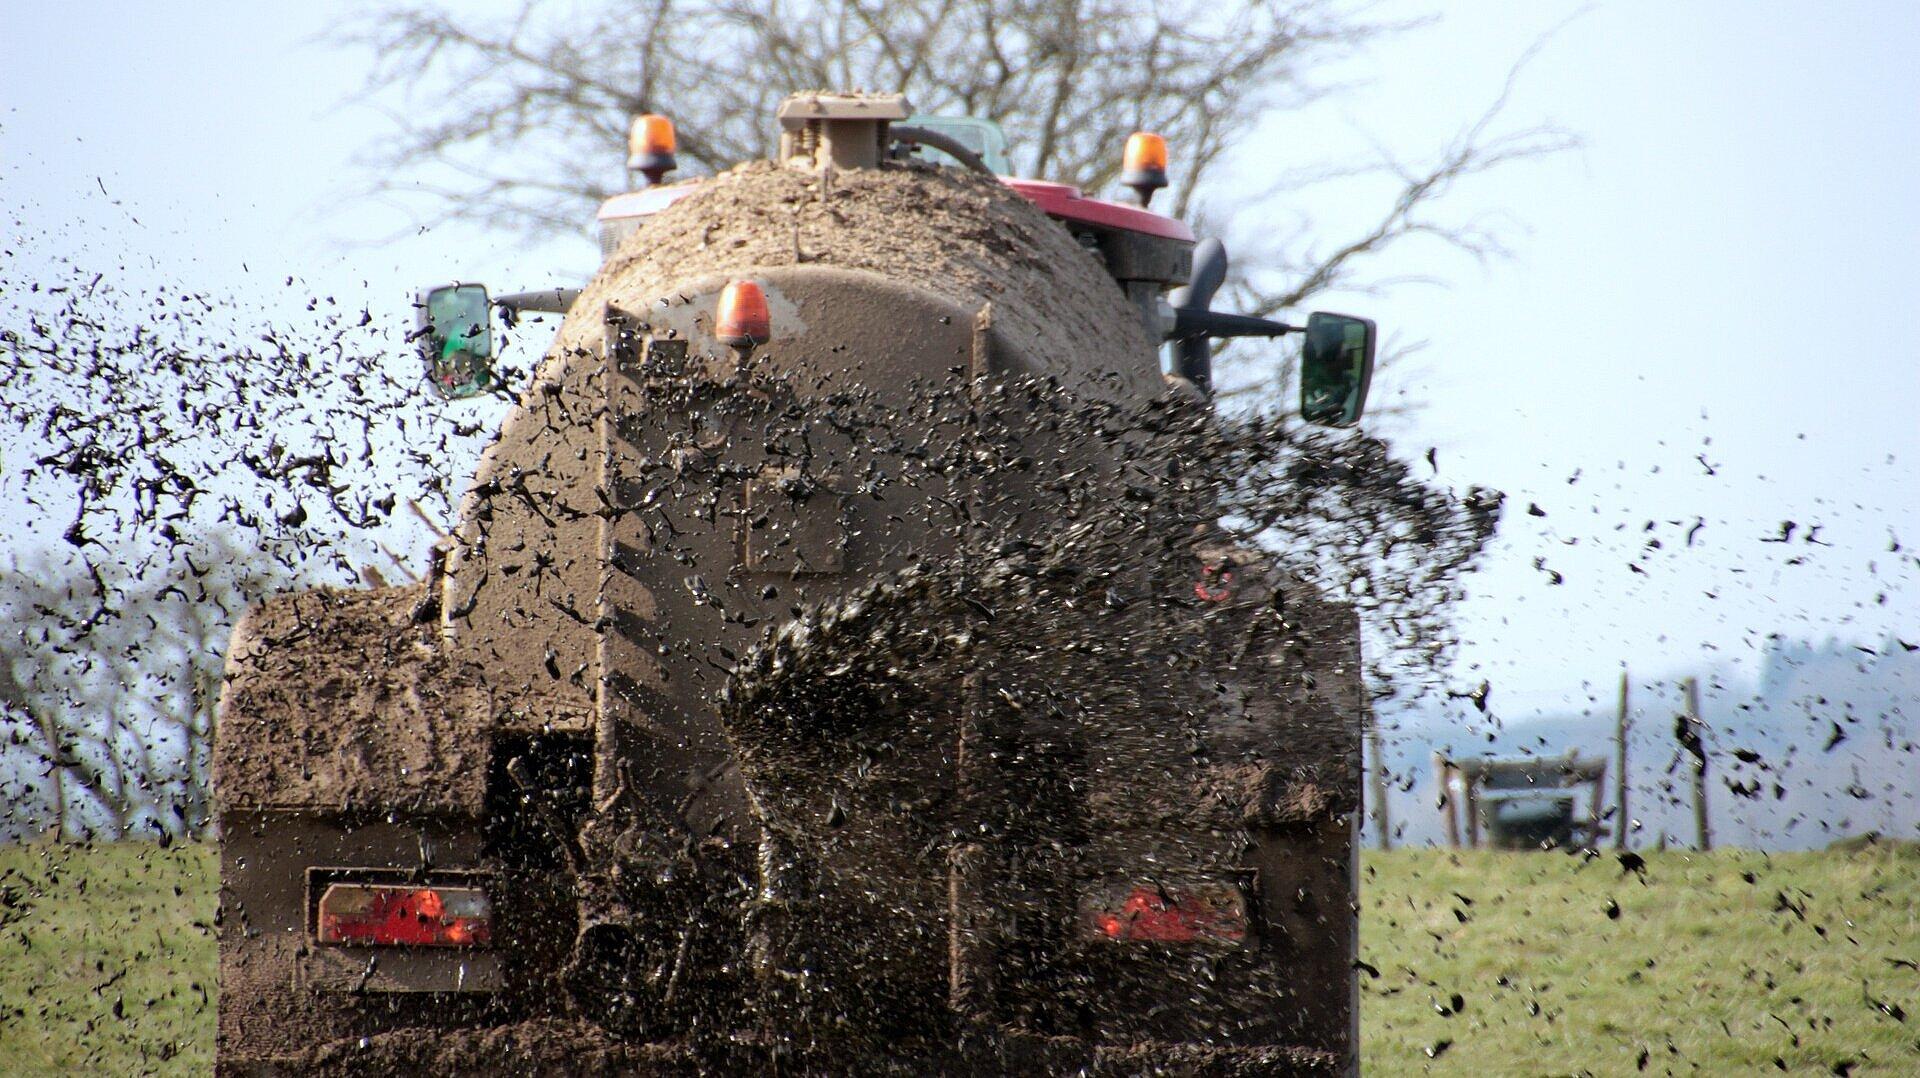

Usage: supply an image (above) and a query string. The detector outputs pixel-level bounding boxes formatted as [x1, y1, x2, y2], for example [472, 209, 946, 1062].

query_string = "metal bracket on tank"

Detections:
[777, 92, 911, 172]
[602, 303, 643, 378]
[604, 303, 692, 386]
[969, 302, 997, 384]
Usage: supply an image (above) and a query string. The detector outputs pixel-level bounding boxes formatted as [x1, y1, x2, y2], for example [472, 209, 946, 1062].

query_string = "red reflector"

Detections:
[1194, 563, 1234, 602]
[1086, 884, 1247, 944]
[316, 884, 492, 947]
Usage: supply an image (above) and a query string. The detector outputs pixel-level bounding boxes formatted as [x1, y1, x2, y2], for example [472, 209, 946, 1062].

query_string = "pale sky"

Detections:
[3, 1, 1915, 711]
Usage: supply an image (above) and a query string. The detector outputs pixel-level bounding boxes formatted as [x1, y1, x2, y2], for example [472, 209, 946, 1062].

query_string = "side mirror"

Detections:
[1300, 312, 1376, 427]
[416, 283, 495, 399]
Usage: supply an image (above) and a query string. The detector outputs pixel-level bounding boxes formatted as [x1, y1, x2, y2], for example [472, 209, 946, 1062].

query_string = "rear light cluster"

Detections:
[1086, 884, 1248, 944]
[316, 884, 493, 948]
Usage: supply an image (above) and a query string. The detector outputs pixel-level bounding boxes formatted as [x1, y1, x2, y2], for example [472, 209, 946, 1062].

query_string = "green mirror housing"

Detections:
[417, 284, 495, 400]
[1300, 311, 1376, 427]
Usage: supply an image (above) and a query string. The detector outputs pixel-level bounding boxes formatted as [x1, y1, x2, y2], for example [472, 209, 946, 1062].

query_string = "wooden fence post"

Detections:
[1613, 668, 1631, 850]
[1367, 713, 1392, 851]
[1684, 676, 1711, 851]
[1435, 753, 1459, 848]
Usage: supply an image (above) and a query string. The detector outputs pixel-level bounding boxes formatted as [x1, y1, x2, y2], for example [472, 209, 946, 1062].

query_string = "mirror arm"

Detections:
[1167, 306, 1298, 341]
[494, 288, 582, 323]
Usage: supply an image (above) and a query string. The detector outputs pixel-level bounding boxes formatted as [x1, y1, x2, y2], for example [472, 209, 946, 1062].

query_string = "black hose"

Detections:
[890, 125, 995, 175]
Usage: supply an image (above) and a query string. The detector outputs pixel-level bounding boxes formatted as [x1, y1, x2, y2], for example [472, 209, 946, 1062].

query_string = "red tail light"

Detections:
[1086, 884, 1248, 944]
[316, 884, 492, 947]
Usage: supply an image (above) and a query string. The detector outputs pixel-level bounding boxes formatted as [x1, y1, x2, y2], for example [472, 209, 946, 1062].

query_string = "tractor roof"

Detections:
[598, 173, 1193, 243]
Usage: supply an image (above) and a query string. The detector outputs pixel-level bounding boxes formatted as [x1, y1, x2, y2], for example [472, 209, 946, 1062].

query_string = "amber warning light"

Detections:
[628, 114, 678, 186]
[316, 884, 493, 947]
[716, 280, 772, 357]
[1120, 131, 1169, 208]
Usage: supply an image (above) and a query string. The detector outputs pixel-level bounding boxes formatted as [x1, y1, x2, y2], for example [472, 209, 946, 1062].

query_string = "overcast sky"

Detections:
[3, 1, 1915, 713]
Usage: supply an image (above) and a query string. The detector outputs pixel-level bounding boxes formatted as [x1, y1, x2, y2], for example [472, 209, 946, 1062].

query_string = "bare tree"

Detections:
[0, 530, 293, 842]
[0, 252, 492, 841]
[336, 0, 1572, 389]
[345, 2, 1351, 229]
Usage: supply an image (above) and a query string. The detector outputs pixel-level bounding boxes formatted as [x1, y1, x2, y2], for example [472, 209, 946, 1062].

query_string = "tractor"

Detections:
[215, 92, 1376, 1075]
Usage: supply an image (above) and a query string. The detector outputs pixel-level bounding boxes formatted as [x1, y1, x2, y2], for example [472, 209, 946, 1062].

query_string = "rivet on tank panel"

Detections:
[716, 280, 772, 362]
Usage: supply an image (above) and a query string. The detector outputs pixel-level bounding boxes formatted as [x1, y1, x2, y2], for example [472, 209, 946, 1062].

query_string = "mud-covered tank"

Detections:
[215, 93, 1367, 1075]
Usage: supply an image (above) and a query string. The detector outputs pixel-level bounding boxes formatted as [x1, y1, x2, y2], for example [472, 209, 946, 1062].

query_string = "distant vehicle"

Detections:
[1435, 752, 1611, 850]
[216, 92, 1376, 1074]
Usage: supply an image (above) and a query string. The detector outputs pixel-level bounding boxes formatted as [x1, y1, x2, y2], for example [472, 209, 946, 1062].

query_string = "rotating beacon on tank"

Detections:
[215, 91, 1378, 1074]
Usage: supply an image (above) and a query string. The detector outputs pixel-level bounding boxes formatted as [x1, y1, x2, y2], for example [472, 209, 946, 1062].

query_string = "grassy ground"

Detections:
[0, 843, 214, 1075]
[0, 844, 1914, 1075]
[1361, 844, 1920, 1074]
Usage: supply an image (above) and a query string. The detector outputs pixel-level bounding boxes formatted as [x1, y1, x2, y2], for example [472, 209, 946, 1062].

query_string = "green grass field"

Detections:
[1360, 844, 1920, 1074]
[0, 843, 215, 1074]
[1, 843, 1915, 1074]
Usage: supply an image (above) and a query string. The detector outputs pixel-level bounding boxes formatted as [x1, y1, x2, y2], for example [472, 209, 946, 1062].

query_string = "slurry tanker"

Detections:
[215, 93, 1377, 1075]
